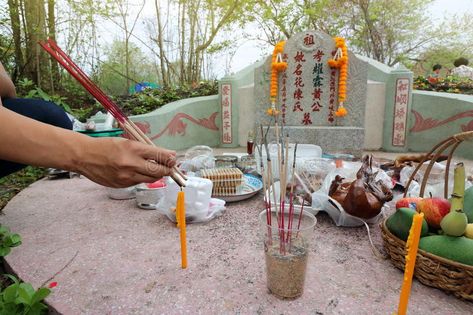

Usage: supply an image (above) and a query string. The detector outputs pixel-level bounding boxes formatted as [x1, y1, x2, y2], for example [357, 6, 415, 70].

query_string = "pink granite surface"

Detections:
[2, 177, 472, 314]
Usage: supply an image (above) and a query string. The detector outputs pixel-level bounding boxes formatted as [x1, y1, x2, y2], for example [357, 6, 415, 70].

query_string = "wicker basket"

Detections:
[381, 131, 473, 301]
[381, 219, 473, 301]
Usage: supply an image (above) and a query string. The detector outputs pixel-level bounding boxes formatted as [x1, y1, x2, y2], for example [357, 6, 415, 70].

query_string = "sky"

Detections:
[97, 0, 473, 79]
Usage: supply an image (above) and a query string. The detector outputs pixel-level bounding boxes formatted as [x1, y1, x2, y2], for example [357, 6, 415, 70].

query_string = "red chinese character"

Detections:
[293, 102, 303, 112]
[224, 121, 231, 130]
[222, 85, 230, 96]
[395, 108, 406, 118]
[331, 50, 337, 57]
[393, 132, 403, 146]
[223, 110, 230, 120]
[302, 112, 312, 125]
[223, 132, 232, 143]
[293, 88, 303, 100]
[396, 94, 408, 105]
[294, 51, 306, 63]
[398, 82, 409, 91]
[295, 77, 305, 88]
[311, 102, 323, 111]
[394, 122, 405, 131]
[304, 34, 315, 46]
[283, 53, 288, 61]
[222, 98, 230, 107]
[312, 88, 322, 99]
[328, 114, 334, 123]
[293, 64, 303, 76]
[313, 50, 325, 62]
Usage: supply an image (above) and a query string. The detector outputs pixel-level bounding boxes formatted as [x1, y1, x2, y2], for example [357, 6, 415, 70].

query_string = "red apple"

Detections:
[417, 198, 451, 229]
[395, 197, 423, 210]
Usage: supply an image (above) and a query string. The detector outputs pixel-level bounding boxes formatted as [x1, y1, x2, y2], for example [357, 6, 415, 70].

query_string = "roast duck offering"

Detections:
[328, 155, 393, 219]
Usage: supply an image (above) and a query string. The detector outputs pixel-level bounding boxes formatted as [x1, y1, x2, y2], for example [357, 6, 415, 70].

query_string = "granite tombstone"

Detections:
[254, 31, 368, 156]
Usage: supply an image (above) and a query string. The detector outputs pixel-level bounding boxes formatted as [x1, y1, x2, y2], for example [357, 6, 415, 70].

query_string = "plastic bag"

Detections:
[311, 161, 389, 227]
[156, 176, 226, 223]
[179, 145, 215, 172]
[401, 162, 472, 198]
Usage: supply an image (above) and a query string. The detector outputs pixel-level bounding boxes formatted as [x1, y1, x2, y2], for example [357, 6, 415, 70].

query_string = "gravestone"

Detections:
[254, 30, 368, 156]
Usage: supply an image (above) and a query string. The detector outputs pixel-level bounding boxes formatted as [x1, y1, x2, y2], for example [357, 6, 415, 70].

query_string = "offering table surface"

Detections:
[2, 177, 472, 314]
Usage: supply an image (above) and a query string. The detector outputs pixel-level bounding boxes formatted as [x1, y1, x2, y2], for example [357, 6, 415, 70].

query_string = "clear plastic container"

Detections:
[256, 143, 322, 179]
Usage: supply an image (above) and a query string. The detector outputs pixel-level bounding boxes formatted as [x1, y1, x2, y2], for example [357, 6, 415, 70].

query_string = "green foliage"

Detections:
[413, 75, 473, 94]
[0, 226, 21, 257]
[0, 167, 46, 211]
[0, 275, 50, 315]
[16, 79, 72, 113]
[115, 80, 218, 116]
[95, 40, 159, 96]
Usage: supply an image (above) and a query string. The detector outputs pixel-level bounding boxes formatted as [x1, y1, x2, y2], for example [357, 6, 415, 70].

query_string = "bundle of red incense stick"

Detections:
[39, 39, 186, 187]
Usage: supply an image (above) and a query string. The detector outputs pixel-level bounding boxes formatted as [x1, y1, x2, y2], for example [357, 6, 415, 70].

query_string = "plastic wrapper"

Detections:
[156, 176, 225, 223]
[179, 145, 215, 172]
[256, 143, 322, 179]
[400, 162, 472, 198]
[311, 161, 391, 227]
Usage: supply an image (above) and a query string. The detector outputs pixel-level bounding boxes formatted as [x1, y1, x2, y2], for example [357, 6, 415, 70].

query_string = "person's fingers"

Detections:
[138, 143, 176, 167]
[139, 159, 173, 178]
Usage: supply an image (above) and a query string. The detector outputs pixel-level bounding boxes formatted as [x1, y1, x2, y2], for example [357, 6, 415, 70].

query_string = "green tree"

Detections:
[247, 0, 466, 67]
[95, 40, 158, 95]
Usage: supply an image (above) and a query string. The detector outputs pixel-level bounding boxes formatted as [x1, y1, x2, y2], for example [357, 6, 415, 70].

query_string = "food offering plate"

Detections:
[214, 174, 263, 202]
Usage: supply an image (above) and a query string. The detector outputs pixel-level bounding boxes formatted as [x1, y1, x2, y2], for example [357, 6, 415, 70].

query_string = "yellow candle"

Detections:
[397, 212, 424, 315]
[177, 191, 187, 269]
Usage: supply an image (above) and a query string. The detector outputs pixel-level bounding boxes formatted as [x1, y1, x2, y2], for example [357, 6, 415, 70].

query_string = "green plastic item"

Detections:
[78, 128, 124, 138]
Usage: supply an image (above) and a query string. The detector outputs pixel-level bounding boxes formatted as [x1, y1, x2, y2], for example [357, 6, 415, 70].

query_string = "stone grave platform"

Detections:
[2, 152, 473, 314]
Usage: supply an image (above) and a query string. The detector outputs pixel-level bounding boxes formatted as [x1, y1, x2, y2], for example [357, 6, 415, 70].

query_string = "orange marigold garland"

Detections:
[267, 41, 287, 116]
[328, 37, 349, 117]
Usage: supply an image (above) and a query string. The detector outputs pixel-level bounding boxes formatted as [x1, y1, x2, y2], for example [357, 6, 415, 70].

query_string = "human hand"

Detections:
[74, 137, 176, 188]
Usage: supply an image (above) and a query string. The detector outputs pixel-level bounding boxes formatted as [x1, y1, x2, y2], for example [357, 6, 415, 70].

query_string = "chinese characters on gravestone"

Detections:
[221, 84, 232, 144]
[392, 79, 409, 146]
[283, 32, 339, 127]
[253, 30, 367, 155]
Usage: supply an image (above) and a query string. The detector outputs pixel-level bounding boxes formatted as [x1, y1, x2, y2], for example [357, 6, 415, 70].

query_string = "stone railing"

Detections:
[408, 91, 473, 159]
[129, 95, 220, 151]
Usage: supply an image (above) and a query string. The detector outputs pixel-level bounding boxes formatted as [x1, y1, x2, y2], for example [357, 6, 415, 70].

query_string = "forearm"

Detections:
[0, 62, 17, 98]
[0, 105, 88, 171]
[0, 104, 176, 188]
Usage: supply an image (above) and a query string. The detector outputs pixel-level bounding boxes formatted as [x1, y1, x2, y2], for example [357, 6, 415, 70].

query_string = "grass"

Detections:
[0, 167, 47, 211]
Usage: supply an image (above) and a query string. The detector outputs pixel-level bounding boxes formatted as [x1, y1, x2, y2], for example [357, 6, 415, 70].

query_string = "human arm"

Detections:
[0, 102, 176, 187]
[0, 62, 16, 98]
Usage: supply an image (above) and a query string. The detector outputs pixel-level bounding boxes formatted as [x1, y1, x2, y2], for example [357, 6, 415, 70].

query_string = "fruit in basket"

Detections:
[386, 207, 429, 241]
[439, 163, 468, 236]
[417, 198, 450, 229]
[440, 209, 468, 236]
[464, 186, 473, 223]
[464, 224, 473, 239]
[419, 235, 473, 266]
[395, 197, 423, 210]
